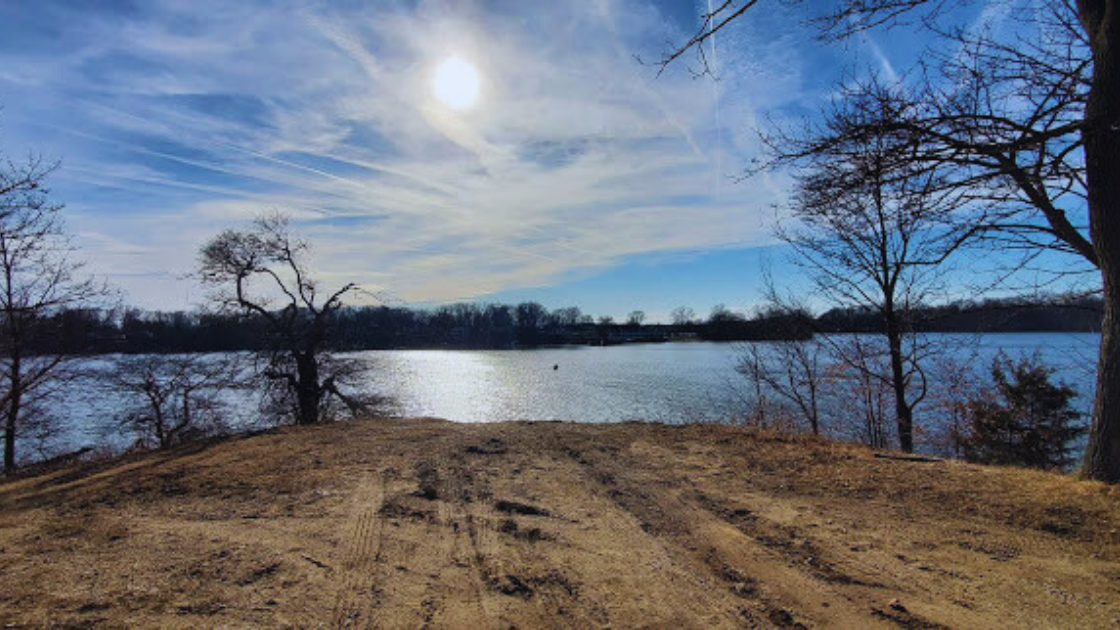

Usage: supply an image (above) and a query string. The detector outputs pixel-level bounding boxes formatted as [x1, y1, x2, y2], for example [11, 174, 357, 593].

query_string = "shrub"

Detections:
[956, 354, 1084, 470]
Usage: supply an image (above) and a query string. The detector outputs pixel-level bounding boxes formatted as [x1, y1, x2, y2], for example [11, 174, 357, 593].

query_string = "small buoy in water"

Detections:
[553, 364, 559, 370]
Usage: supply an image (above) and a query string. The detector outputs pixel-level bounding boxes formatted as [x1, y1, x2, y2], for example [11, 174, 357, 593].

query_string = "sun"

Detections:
[432, 56, 481, 110]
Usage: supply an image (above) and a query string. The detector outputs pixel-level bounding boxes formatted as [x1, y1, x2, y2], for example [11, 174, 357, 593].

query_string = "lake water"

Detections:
[34, 332, 1102, 460]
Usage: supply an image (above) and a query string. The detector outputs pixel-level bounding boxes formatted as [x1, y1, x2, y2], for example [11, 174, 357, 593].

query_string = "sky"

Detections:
[0, 0, 1046, 322]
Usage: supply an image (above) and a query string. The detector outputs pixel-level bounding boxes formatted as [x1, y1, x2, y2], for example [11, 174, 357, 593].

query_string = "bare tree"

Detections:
[111, 354, 243, 449]
[551, 306, 583, 327]
[515, 301, 547, 346]
[671, 306, 696, 326]
[256, 351, 376, 425]
[198, 213, 365, 426]
[763, 4, 1093, 278]
[783, 133, 964, 451]
[708, 303, 743, 323]
[929, 350, 984, 458]
[660, 0, 1120, 481]
[832, 340, 894, 449]
[736, 339, 826, 435]
[626, 310, 646, 326]
[0, 154, 102, 472]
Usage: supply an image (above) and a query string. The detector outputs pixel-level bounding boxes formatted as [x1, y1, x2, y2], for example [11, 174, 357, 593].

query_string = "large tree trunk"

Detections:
[1079, 0, 1120, 483]
[295, 352, 321, 426]
[886, 328, 914, 453]
[155, 405, 168, 449]
[881, 285, 915, 453]
[1085, 291, 1120, 481]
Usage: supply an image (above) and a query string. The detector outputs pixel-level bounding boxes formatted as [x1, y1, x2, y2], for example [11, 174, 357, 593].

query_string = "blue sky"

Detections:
[0, 0, 1071, 322]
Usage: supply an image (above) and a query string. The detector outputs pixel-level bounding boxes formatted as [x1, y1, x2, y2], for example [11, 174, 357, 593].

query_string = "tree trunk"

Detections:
[1085, 290, 1120, 481]
[3, 405, 14, 474]
[155, 408, 167, 449]
[882, 292, 915, 453]
[887, 329, 914, 453]
[4, 354, 21, 473]
[808, 381, 819, 436]
[177, 389, 191, 447]
[160, 400, 174, 449]
[1079, 0, 1120, 483]
[295, 353, 321, 426]
[801, 345, 820, 436]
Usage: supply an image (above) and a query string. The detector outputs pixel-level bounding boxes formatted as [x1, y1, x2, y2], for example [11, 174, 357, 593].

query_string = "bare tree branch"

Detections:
[198, 212, 365, 425]
[0, 151, 108, 472]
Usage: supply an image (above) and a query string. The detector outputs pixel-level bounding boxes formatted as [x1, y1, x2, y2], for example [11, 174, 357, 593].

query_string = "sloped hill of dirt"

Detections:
[1, 418, 1119, 627]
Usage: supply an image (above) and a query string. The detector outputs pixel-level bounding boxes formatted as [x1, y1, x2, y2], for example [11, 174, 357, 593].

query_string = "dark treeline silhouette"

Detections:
[697, 305, 814, 342]
[24, 295, 1102, 356]
[817, 296, 1104, 335]
[31, 302, 811, 355]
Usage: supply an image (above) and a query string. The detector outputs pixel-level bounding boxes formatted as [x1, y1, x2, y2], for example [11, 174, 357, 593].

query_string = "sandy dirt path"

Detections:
[1, 418, 1119, 627]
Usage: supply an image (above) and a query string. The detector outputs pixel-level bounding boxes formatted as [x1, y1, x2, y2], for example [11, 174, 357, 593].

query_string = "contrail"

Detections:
[596, 2, 706, 160]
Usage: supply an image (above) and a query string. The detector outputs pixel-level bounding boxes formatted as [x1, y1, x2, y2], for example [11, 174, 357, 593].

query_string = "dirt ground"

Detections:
[1, 418, 1119, 628]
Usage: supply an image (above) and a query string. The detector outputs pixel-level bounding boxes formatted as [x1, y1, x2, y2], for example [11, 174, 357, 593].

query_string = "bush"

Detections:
[956, 354, 1084, 470]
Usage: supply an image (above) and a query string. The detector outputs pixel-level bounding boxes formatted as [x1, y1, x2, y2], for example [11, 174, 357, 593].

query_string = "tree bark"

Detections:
[1079, 0, 1120, 483]
[4, 353, 21, 473]
[3, 401, 15, 474]
[295, 352, 321, 426]
[886, 321, 914, 453]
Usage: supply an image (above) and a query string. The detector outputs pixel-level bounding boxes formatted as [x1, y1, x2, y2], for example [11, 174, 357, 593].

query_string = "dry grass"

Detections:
[1, 418, 1118, 627]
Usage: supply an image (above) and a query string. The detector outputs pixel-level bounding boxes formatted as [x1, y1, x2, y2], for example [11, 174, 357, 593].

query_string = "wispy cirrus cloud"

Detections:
[0, 0, 826, 309]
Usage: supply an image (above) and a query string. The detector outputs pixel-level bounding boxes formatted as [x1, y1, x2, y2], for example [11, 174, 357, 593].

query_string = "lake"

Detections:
[36, 332, 1102, 460]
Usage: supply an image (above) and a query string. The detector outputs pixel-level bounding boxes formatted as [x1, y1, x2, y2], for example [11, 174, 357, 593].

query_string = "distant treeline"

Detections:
[31, 303, 811, 354]
[23, 295, 1103, 355]
[817, 295, 1103, 334]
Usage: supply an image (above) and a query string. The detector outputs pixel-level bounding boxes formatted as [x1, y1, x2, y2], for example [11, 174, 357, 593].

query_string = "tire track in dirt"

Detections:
[691, 489, 883, 588]
[545, 443, 755, 626]
[450, 450, 558, 625]
[431, 487, 491, 626]
[672, 437, 963, 627]
[446, 433, 603, 627]
[562, 440, 890, 628]
[690, 490, 955, 628]
[329, 471, 388, 627]
[477, 451, 607, 627]
[422, 442, 496, 627]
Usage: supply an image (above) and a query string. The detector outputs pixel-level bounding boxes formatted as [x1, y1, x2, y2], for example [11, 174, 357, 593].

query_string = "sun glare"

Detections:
[432, 56, 481, 110]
